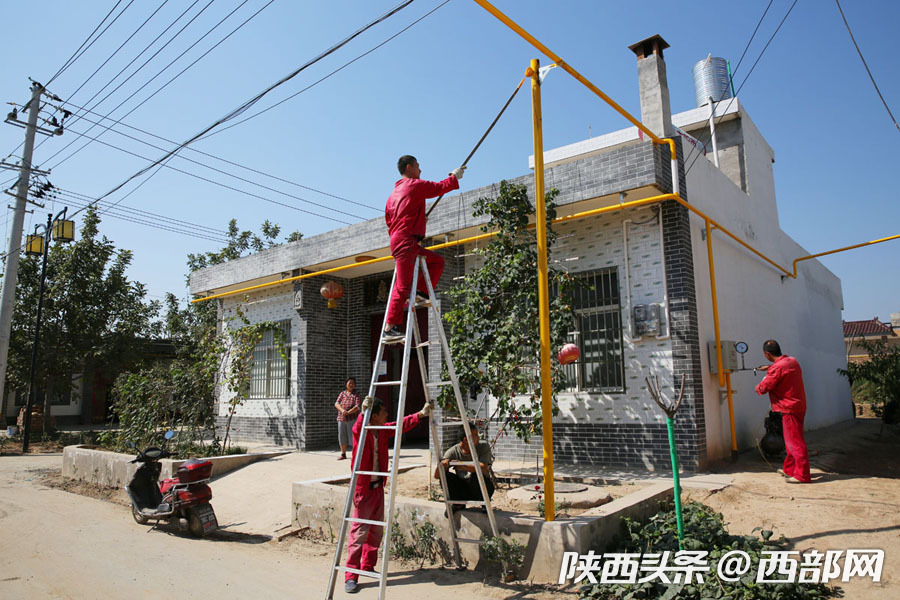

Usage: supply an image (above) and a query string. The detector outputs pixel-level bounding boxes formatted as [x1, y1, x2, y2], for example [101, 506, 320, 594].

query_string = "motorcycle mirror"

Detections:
[164, 430, 175, 440]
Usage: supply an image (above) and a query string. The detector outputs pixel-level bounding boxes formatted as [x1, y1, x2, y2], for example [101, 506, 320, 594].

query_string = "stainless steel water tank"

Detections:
[692, 56, 732, 107]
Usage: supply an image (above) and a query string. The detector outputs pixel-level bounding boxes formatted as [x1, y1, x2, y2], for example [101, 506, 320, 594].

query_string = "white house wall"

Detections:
[219, 289, 298, 419]
[687, 143, 850, 460]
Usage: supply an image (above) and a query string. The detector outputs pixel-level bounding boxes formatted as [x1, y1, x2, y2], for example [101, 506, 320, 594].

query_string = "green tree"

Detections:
[839, 340, 900, 424]
[106, 219, 298, 454]
[442, 181, 574, 442]
[6, 206, 159, 432]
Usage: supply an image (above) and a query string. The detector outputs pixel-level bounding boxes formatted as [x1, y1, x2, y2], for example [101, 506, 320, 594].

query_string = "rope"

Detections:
[426, 76, 527, 218]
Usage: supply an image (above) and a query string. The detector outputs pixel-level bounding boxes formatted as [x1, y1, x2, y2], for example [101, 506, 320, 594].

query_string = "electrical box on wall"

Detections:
[633, 303, 661, 336]
[707, 340, 739, 373]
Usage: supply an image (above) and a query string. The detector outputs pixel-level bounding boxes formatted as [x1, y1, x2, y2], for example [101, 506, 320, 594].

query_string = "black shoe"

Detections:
[382, 325, 405, 342]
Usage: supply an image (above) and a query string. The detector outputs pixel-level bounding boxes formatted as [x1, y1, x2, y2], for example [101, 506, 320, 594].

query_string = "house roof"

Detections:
[843, 318, 895, 338]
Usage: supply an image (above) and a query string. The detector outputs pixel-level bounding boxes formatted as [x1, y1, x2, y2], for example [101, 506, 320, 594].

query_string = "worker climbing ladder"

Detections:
[325, 255, 501, 599]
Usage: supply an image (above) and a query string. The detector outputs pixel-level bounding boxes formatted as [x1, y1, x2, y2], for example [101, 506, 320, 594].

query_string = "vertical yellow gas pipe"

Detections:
[725, 371, 738, 456]
[529, 58, 555, 522]
[706, 220, 738, 454]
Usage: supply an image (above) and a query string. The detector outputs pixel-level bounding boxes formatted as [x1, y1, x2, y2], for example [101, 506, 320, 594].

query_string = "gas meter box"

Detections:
[707, 340, 739, 373]
[633, 303, 661, 336]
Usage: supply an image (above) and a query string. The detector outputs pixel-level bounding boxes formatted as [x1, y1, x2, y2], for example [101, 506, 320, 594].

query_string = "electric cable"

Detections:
[57, 194, 229, 243]
[69, 111, 378, 216]
[54, 0, 416, 228]
[63, 123, 360, 222]
[63, 125, 355, 224]
[57, 198, 228, 244]
[201, 0, 450, 141]
[46, 0, 279, 174]
[46, 1, 129, 87]
[835, 0, 900, 134]
[3, 0, 419, 261]
[8, 0, 207, 163]
[51, 99, 377, 212]
[54, 186, 229, 236]
[685, 0, 799, 177]
[63, 0, 172, 106]
[39, 0, 221, 166]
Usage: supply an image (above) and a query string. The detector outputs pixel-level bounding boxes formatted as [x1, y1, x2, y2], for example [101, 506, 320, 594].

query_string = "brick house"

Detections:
[190, 36, 850, 470]
[843, 317, 899, 363]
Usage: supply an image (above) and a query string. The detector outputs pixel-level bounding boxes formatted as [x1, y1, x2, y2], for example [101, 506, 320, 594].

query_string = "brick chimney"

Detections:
[628, 35, 675, 139]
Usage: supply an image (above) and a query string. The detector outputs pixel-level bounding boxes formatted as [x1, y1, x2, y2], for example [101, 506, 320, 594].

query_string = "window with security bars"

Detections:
[562, 268, 625, 393]
[249, 320, 291, 399]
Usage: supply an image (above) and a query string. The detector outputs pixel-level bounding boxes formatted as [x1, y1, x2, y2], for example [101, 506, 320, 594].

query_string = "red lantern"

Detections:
[320, 280, 344, 309]
[557, 343, 580, 365]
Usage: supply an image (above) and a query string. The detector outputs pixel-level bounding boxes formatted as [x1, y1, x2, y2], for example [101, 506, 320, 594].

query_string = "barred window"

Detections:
[563, 268, 625, 393]
[249, 320, 291, 399]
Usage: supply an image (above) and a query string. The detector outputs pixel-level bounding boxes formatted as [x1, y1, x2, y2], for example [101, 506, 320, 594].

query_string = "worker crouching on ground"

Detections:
[755, 339, 811, 483]
[434, 428, 495, 510]
[382, 155, 465, 341]
[344, 396, 432, 594]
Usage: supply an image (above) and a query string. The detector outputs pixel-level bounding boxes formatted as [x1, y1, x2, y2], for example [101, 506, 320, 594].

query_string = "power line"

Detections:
[685, 0, 799, 177]
[63, 125, 356, 224]
[64, 0, 172, 106]
[54, 186, 229, 236]
[56, 193, 230, 244]
[70, 109, 379, 215]
[202, 0, 452, 140]
[46, 0, 279, 175]
[835, 0, 900, 134]
[58, 0, 416, 226]
[39, 0, 220, 166]
[2, 0, 208, 165]
[46, 1, 129, 87]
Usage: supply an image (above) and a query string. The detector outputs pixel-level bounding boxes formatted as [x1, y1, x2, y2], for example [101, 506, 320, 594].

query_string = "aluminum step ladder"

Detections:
[326, 255, 501, 599]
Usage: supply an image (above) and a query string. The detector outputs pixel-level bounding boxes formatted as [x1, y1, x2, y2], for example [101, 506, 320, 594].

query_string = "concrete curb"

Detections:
[292, 475, 673, 582]
[61, 445, 290, 488]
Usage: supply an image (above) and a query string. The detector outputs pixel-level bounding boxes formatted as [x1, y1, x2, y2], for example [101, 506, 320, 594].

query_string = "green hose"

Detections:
[666, 416, 684, 550]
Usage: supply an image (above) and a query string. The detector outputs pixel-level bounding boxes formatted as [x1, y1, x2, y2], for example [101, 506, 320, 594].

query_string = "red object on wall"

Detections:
[557, 343, 580, 365]
[320, 280, 345, 308]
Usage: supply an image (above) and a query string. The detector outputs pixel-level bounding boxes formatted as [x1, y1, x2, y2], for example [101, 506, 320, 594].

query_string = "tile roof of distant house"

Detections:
[843, 317, 896, 337]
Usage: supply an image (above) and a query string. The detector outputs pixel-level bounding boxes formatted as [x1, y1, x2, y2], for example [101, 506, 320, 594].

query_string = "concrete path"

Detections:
[211, 446, 432, 537]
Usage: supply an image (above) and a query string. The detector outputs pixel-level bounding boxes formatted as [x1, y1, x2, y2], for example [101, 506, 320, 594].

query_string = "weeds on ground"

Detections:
[390, 510, 441, 568]
[480, 534, 526, 582]
[581, 501, 840, 600]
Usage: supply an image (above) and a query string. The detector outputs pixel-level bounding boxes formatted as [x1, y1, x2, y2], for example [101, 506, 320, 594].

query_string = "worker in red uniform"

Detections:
[755, 339, 811, 483]
[343, 396, 432, 594]
[382, 155, 465, 341]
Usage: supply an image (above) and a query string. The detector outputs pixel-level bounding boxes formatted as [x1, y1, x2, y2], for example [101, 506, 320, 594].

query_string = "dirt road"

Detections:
[0, 454, 570, 600]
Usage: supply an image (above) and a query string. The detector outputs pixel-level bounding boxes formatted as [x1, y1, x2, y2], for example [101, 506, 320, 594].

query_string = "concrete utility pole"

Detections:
[0, 83, 43, 418]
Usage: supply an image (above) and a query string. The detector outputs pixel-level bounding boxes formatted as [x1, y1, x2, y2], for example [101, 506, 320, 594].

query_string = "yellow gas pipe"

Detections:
[527, 58, 556, 522]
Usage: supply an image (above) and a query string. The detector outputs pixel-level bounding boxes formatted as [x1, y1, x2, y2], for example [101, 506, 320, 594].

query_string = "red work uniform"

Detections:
[384, 176, 459, 325]
[755, 355, 810, 482]
[344, 410, 422, 583]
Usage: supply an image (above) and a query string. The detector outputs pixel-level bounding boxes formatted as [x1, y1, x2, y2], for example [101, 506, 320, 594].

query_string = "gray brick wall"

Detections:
[209, 139, 708, 470]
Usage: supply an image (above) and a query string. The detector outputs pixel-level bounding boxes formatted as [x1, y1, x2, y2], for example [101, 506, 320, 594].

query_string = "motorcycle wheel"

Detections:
[132, 505, 150, 525]
[187, 507, 204, 538]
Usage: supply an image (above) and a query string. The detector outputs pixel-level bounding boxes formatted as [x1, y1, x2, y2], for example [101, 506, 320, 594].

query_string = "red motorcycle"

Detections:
[125, 431, 218, 537]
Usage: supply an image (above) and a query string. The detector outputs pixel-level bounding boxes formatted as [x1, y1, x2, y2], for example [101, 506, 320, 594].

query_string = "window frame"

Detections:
[248, 320, 292, 399]
[563, 267, 626, 394]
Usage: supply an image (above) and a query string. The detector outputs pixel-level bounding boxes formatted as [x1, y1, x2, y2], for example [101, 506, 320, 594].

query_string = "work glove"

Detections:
[449, 166, 466, 180]
[418, 402, 433, 418]
[362, 396, 375, 412]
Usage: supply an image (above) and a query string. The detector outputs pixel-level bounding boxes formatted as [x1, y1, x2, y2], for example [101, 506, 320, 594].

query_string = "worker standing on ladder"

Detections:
[344, 396, 432, 594]
[382, 155, 465, 341]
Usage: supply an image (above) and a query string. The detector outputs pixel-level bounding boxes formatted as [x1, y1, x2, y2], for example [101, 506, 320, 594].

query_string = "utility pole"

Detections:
[0, 82, 44, 420]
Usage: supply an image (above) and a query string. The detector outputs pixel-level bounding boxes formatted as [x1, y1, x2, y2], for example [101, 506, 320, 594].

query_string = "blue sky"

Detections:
[0, 0, 897, 322]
